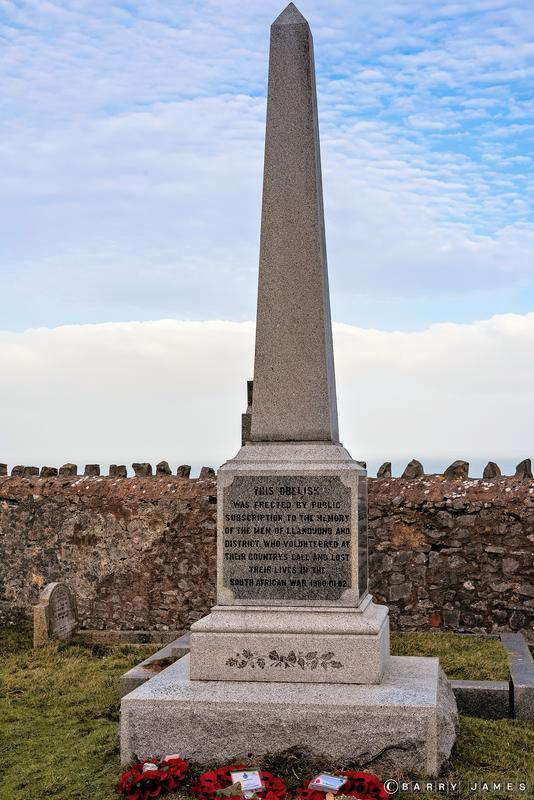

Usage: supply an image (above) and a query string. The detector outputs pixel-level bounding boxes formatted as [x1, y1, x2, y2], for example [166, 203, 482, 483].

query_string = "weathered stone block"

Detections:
[483, 461, 501, 479]
[444, 460, 469, 479]
[84, 464, 100, 477]
[402, 459, 424, 479]
[156, 461, 172, 476]
[109, 464, 127, 478]
[132, 463, 152, 477]
[515, 459, 533, 480]
[59, 463, 77, 476]
[377, 462, 391, 478]
[40, 466, 58, 478]
[176, 465, 191, 478]
[199, 466, 215, 478]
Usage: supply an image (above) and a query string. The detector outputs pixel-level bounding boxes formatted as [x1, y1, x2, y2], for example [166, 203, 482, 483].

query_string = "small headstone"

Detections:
[377, 462, 392, 478]
[199, 466, 216, 478]
[156, 460, 172, 476]
[23, 466, 39, 477]
[483, 461, 501, 479]
[40, 466, 58, 478]
[11, 465, 24, 477]
[515, 458, 533, 480]
[0, 463, 7, 477]
[84, 464, 100, 477]
[401, 459, 424, 479]
[443, 460, 469, 479]
[59, 463, 77, 476]
[109, 464, 127, 478]
[176, 465, 191, 478]
[133, 463, 153, 477]
[33, 582, 78, 647]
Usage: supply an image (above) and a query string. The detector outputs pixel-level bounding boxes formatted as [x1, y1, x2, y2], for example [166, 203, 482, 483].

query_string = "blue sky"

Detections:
[1, 0, 533, 332]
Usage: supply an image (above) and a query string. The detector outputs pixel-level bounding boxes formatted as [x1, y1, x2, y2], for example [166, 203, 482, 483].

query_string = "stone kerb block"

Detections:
[84, 464, 100, 477]
[199, 466, 216, 478]
[33, 582, 78, 647]
[501, 633, 534, 721]
[176, 465, 191, 478]
[133, 463, 153, 477]
[483, 461, 501, 479]
[59, 463, 77, 476]
[444, 460, 469, 479]
[156, 461, 172, 476]
[402, 459, 424, 479]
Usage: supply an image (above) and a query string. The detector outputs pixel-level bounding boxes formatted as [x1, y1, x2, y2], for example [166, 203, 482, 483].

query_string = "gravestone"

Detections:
[33, 582, 78, 646]
[121, 3, 457, 774]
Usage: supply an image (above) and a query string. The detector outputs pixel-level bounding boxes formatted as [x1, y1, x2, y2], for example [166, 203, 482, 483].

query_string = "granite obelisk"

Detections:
[252, 3, 338, 443]
[121, 4, 457, 774]
[188, 2, 386, 679]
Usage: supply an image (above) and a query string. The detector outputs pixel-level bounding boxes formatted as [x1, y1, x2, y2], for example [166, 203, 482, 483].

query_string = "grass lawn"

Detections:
[390, 631, 510, 681]
[0, 626, 532, 800]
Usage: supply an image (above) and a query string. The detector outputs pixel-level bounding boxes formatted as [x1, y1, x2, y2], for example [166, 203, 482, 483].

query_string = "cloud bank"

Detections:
[1, 314, 533, 476]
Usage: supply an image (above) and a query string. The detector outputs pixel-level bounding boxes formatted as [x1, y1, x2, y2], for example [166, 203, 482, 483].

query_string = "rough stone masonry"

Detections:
[1, 473, 532, 641]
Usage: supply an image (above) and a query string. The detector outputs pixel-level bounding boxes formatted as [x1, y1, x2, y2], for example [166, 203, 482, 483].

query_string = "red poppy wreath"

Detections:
[117, 755, 189, 800]
[192, 765, 287, 800]
[296, 771, 388, 800]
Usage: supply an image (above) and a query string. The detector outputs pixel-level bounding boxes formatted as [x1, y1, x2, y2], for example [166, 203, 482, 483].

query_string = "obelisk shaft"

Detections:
[250, 3, 339, 443]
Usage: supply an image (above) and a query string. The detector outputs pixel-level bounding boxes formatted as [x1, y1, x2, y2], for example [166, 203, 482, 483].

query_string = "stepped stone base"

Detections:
[190, 600, 389, 684]
[120, 654, 458, 776]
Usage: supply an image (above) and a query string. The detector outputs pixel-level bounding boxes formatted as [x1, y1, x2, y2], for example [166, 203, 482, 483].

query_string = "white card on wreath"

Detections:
[310, 775, 348, 793]
[230, 770, 265, 798]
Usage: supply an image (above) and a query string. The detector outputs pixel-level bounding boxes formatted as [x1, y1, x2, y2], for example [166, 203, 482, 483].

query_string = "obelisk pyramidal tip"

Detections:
[250, 4, 340, 443]
[273, 3, 308, 26]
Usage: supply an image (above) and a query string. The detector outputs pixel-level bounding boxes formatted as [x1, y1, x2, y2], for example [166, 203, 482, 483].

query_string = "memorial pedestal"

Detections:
[120, 654, 458, 776]
[188, 441, 388, 684]
[190, 600, 389, 684]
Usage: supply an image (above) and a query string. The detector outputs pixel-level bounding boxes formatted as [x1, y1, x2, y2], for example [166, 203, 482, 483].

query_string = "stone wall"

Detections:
[0, 474, 532, 640]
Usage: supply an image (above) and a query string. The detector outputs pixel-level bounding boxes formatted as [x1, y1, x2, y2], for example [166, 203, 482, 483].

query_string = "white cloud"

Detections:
[1, 314, 533, 476]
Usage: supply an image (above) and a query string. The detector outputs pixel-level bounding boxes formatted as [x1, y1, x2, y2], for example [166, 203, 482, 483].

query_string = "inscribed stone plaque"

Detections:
[222, 475, 353, 602]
